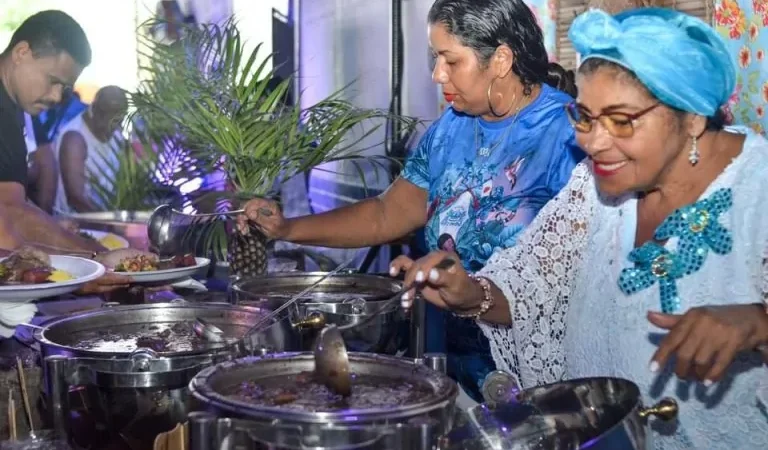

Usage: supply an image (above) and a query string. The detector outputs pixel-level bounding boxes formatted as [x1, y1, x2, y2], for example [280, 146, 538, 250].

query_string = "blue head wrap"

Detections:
[568, 8, 735, 117]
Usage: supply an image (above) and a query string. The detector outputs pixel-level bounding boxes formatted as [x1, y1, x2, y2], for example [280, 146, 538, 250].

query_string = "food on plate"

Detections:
[98, 234, 126, 250]
[78, 230, 126, 250]
[115, 254, 157, 272]
[0, 246, 74, 285]
[94, 249, 197, 273]
[48, 270, 75, 282]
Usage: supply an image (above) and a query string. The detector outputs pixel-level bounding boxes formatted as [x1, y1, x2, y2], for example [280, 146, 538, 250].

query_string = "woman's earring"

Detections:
[688, 136, 700, 166]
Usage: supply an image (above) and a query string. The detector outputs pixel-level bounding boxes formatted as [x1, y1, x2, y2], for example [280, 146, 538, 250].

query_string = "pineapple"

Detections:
[129, 18, 417, 271]
[227, 230, 269, 277]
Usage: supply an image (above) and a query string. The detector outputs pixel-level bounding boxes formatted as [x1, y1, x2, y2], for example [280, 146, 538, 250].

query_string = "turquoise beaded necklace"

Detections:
[618, 188, 734, 313]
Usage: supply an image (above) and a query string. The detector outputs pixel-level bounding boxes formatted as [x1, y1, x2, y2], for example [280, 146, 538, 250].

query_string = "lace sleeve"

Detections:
[762, 247, 768, 306]
[476, 163, 596, 389]
[758, 249, 768, 409]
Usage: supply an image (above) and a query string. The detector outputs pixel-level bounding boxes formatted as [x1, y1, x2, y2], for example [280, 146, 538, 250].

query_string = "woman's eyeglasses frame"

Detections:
[565, 102, 661, 138]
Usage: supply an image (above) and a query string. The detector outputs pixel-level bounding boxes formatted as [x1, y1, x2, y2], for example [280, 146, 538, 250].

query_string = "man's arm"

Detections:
[0, 181, 104, 252]
[59, 131, 96, 213]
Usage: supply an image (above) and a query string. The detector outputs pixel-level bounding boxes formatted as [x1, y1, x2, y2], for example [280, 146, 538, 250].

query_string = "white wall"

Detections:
[296, 0, 438, 271]
[0, 0, 141, 98]
[233, 0, 289, 74]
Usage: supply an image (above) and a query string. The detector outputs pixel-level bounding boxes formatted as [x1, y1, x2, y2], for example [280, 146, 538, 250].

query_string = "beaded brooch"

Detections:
[618, 188, 733, 313]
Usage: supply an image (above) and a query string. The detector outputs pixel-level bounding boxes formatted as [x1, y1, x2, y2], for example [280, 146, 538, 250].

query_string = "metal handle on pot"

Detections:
[481, 370, 521, 405]
[638, 397, 679, 422]
[422, 353, 447, 375]
[291, 310, 327, 330]
[130, 348, 158, 372]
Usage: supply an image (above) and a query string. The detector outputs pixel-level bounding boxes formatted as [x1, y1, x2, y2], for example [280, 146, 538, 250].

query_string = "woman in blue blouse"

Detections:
[239, 0, 585, 401]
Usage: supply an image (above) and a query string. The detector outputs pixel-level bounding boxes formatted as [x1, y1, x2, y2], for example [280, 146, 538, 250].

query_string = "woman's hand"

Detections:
[649, 304, 768, 385]
[236, 198, 288, 240]
[389, 251, 483, 311]
[76, 272, 133, 295]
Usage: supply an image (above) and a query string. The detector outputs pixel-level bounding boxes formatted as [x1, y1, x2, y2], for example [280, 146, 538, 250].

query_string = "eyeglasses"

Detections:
[565, 102, 661, 138]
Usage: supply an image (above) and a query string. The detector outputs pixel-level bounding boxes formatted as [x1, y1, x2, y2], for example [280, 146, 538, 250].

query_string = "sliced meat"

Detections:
[2, 246, 52, 282]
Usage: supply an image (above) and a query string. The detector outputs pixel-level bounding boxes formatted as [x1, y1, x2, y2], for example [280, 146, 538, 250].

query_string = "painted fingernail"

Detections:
[389, 266, 397, 276]
[401, 299, 410, 308]
[401, 292, 410, 302]
[649, 361, 659, 373]
[415, 271, 425, 282]
[703, 379, 713, 387]
[429, 268, 439, 281]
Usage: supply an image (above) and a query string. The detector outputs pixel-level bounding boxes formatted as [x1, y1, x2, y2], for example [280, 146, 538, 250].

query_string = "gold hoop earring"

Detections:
[487, 78, 516, 117]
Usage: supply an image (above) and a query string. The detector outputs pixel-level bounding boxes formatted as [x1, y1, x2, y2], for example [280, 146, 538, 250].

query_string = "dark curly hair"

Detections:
[428, 0, 576, 97]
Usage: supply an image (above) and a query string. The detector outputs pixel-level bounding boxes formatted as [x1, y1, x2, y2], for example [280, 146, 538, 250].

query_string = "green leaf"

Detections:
[130, 17, 418, 258]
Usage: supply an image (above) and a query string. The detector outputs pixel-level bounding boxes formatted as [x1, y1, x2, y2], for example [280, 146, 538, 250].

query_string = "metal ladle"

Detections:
[147, 204, 273, 256]
[313, 257, 456, 397]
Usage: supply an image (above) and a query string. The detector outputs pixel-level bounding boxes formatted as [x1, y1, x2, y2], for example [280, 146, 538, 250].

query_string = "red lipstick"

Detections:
[592, 160, 628, 178]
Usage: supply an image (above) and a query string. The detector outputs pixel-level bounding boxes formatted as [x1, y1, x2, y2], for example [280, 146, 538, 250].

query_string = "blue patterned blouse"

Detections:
[401, 83, 585, 401]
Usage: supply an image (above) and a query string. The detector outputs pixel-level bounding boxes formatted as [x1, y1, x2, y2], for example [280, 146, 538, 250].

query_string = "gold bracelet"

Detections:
[453, 275, 494, 319]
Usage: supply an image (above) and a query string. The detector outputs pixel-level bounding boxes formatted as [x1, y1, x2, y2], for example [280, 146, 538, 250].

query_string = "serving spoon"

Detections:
[313, 257, 456, 397]
[148, 204, 272, 256]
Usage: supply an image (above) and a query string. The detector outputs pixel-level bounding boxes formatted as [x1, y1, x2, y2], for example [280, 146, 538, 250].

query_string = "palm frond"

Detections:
[129, 17, 421, 257]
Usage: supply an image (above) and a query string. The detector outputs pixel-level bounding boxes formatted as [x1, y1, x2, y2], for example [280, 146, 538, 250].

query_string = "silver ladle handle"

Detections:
[294, 258, 457, 332]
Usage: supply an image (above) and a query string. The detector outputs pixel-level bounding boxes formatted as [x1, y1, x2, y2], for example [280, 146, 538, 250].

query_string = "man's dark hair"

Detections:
[3, 10, 91, 67]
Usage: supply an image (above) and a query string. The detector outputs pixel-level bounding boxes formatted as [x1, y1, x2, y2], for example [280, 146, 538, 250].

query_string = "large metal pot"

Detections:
[440, 372, 678, 449]
[188, 352, 458, 450]
[34, 302, 293, 450]
[231, 273, 403, 354]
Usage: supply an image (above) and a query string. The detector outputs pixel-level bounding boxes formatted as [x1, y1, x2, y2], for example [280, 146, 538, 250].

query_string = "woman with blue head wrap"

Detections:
[391, 8, 768, 447]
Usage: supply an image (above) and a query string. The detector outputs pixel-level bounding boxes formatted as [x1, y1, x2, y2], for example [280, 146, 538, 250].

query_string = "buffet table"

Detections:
[0, 214, 674, 449]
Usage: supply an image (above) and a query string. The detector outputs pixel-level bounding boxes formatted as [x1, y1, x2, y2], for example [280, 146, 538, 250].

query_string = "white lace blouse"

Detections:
[477, 128, 768, 449]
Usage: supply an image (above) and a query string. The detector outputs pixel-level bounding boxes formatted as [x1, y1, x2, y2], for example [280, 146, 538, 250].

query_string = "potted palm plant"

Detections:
[130, 18, 416, 277]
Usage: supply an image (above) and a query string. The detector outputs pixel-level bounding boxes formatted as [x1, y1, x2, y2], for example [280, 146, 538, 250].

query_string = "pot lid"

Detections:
[441, 377, 642, 449]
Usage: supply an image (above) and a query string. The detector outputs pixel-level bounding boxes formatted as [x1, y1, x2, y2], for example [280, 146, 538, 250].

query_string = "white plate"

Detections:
[80, 229, 130, 249]
[0, 256, 106, 303]
[112, 257, 211, 284]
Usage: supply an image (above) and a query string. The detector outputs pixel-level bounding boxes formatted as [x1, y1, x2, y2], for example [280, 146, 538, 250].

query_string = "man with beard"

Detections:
[0, 11, 103, 252]
[0, 11, 129, 293]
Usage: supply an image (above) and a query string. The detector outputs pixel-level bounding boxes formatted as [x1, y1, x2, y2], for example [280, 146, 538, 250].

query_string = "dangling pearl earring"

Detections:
[688, 135, 700, 166]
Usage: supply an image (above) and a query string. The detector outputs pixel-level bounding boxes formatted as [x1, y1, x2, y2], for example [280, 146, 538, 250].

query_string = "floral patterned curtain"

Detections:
[715, 0, 768, 135]
[526, 0, 559, 59]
